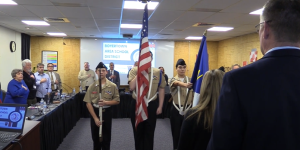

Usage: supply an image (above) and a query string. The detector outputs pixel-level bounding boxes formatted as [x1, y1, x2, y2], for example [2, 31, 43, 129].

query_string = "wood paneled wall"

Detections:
[173, 33, 262, 77]
[173, 41, 218, 77]
[217, 33, 262, 68]
[30, 37, 80, 93]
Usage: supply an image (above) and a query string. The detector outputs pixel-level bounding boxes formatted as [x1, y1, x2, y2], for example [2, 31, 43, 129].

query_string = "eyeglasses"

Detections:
[47, 66, 54, 67]
[255, 20, 272, 33]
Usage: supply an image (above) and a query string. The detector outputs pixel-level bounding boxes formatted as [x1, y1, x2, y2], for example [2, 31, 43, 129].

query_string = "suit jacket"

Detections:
[47, 72, 61, 91]
[106, 70, 120, 89]
[23, 70, 36, 99]
[207, 49, 300, 150]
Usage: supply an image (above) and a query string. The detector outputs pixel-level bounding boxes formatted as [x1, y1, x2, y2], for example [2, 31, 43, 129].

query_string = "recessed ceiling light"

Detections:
[250, 8, 263, 15]
[95, 39, 97, 40]
[185, 36, 203, 40]
[123, 1, 159, 10]
[22, 21, 50, 26]
[121, 24, 142, 29]
[26, 27, 30, 30]
[0, 0, 17, 5]
[207, 27, 234, 31]
[47, 32, 67, 36]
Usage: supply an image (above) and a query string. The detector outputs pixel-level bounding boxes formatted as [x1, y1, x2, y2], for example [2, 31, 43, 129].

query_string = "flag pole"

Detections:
[183, 30, 207, 111]
[99, 73, 103, 142]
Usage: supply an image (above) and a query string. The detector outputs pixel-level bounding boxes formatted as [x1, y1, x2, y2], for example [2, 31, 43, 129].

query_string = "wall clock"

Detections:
[10, 41, 16, 52]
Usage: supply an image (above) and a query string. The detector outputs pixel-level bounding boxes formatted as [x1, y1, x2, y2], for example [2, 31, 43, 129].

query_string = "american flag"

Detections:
[135, 3, 151, 128]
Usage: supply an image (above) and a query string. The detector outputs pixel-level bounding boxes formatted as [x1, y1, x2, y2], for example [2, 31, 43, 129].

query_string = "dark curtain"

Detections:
[21, 33, 30, 60]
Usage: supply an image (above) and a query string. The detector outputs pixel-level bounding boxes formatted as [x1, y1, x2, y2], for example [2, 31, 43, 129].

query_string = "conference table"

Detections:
[23, 90, 172, 150]
[25, 95, 81, 150]
[76, 91, 173, 119]
[4, 120, 40, 150]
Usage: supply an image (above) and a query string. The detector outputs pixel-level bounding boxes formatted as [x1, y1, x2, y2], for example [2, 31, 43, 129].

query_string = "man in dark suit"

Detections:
[207, 0, 300, 150]
[106, 62, 120, 89]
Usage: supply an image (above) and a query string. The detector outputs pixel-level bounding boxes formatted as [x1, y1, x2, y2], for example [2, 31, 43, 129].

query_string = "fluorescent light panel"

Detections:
[185, 36, 203, 40]
[47, 32, 67, 36]
[250, 8, 263, 15]
[208, 27, 234, 31]
[121, 24, 142, 29]
[0, 0, 17, 5]
[22, 21, 50, 26]
[123, 1, 159, 10]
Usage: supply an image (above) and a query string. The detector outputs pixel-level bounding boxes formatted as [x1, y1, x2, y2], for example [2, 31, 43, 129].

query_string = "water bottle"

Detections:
[40, 98, 44, 108]
[43, 102, 47, 114]
[79, 86, 82, 93]
[57, 90, 60, 100]
[72, 88, 76, 96]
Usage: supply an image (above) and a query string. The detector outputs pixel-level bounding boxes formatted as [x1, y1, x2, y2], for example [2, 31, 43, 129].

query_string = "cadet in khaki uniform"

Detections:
[128, 51, 166, 150]
[83, 62, 120, 150]
[169, 59, 193, 150]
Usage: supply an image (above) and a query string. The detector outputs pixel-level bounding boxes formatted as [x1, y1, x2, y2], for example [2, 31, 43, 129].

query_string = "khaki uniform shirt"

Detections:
[83, 78, 120, 104]
[128, 67, 166, 100]
[170, 75, 193, 105]
[78, 69, 97, 87]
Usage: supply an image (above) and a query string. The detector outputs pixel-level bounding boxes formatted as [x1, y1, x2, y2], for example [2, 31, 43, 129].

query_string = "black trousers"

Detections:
[170, 104, 184, 149]
[130, 99, 158, 150]
[90, 107, 112, 150]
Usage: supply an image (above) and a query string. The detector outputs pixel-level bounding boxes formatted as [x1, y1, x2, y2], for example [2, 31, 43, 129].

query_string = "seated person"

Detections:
[4, 69, 29, 104]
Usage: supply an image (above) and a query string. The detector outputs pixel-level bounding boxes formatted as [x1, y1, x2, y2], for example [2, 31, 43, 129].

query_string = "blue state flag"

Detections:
[190, 35, 209, 107]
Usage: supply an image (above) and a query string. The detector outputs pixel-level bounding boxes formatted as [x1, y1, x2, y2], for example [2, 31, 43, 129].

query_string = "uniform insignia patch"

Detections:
[105, 91, 112, 94]
[92, 91, 97, 94]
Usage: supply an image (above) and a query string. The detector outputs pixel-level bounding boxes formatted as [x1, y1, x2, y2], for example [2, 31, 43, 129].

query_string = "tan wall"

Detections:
[173, 41, 218, 77]
[30, 37, 80, 93]
[174, 33, 262, 75]
[217, 33, 262, 70]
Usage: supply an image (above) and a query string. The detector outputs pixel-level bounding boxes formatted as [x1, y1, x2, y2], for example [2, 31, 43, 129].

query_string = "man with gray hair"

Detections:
[22, 59, 37, 105]
[207, 0, 300, 149]
[78, 62, 96, 91]
[34, 63, 51, 103]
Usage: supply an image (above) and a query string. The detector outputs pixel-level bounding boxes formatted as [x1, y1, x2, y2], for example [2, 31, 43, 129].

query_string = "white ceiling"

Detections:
[0, 0, 268, 41]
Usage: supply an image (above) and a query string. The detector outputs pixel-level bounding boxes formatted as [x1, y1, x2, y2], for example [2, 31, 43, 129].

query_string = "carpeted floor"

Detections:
[57, 118, 173, 150]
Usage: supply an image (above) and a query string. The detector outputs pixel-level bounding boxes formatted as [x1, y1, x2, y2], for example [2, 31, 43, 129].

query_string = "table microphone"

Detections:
[61, 85, 70, 96]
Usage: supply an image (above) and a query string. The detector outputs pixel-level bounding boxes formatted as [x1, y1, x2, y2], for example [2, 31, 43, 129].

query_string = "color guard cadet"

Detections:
[169, 59, 193, 150]
[83, 62, 120, 150]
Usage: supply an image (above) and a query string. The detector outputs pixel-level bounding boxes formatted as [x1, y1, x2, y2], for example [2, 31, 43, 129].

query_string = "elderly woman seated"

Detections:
[4, 69, 29, 104]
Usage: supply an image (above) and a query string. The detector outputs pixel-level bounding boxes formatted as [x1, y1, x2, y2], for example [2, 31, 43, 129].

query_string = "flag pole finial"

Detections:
[203, 30, 207, 36]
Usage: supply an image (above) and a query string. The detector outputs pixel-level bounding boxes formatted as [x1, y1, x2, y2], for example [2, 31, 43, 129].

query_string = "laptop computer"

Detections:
[0, 103, 27, 150]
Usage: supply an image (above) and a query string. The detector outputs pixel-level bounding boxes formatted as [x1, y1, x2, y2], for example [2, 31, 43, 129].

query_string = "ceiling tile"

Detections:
[221, 0, 269, 13]
[149, 10, 184, 22]
[90, 8, 121, 20]
[122, 9, 155, 20]
[99, 28, 119, 33]
[176, 11, 214, 22]
[157, 0, 201, 11]
[87, 0, 123, 8]
[56, 6, 93, 19]
[23, 6, 63, 18]
[67, 18, 96, 28]
[0, 6, 36, 17]
[223, 14, 259, 25]
[202, 12, 244, 24]
[14, 0, 53, 6]
[193, 0, 240, 10]
[96, 20, 120, 28]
